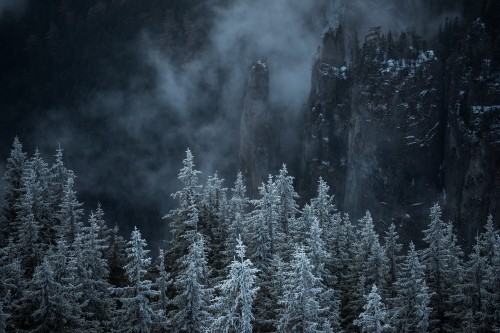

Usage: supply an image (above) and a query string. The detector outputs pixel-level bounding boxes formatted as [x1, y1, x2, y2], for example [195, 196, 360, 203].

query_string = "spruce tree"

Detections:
[165, 149, 203, 283]
[171, 232, 212, 333]
[354, 285, 391, 333]
[200, 172, 228, 282]
[211, 236, 259, 333]
[26, 243, 86, 333]
[0, 137, 27, 247]
[56, 171, 84, 245]
[27, 148, 52, 246]
[115, 227, 159, 333]
[278, 246, 327, 333]
[383, 223, 402, 300]
[225, 172, 250, 261]
[12, 171, 42, 277]
[392, 242, 431, 333]
[274, 165, 299, 244]
[79, 212, 115, 330]
[153, 248, 170, 330]
[421, 203, 464, 332]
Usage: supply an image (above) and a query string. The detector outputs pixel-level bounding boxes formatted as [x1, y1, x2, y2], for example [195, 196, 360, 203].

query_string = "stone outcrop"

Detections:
[300, 26, 350, 207]
[239, 60, 279, 196]
[239, 7, 500, 246]
[299, 20, 499, 245]
[443, 19, 500, 246]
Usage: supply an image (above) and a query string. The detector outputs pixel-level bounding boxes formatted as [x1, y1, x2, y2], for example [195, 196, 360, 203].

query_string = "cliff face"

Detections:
[239, 60, 279, 196]
[237, 6, 499, 244]
[299, 19, 499, 243]
[300, 26, 350, 207]
[344, 29, 444, 237]
[443, 19, 500, 245]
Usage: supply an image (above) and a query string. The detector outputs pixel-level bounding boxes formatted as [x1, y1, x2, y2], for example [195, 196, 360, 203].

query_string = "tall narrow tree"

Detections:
[211, 236, 259, 333]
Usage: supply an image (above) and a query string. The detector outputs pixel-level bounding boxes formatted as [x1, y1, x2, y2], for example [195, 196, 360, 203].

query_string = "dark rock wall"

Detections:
[239, 60, 279, 196]
[300, 26, 350, 207]
[237, 5, 500, 245]
[299, 19, 499, 244]
[443, 19, 500, 246]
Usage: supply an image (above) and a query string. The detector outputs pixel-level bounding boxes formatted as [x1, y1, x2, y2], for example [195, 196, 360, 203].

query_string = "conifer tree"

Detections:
[247, 178, 284, 332]
[354, 285, 390, 333]
[171, 232, 212, 333]
[249, 176, 281, 260]
[154, 248, 170, 330]
[225, 172, 250, 261]
[350, 211, 388, 326]
[278, 246, 327, 333]
[115, 227, 159, 333]
[108, 225, 128, 287]
[1, 137, 27, 247]
[166, 149, 203, 282]
[200, 172, 228, 281]
[483, 233, 500, 331]
[12, 171, 42, 277]
[0, 251, 22, 331]
[309, 177, 337, 233]
[56, 171, 84, 244]
[47, 146, 69, 243]
[453, 235, 487, 332]
[27, 148, 52, 245]
[211, 236, 259, 333]
[26, 242, 86, 333]
[79, 212, 115, 330]
[306, 215, 329, 279]
[274, 165, 299, 242]
[356, 211, 388, 291]
[421, 203, 464, 332]
[383, 223, 402, 300]
[392, 242, 431, 333]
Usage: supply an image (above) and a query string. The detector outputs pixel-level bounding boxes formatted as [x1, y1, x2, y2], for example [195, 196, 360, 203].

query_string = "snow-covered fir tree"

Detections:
[354, 284, 390, 333]
[47, 146, 69, 244]
[421, 203, 464, 332]
[383, 223, 402, 300]
[12, 171, 42, 277]
[24, 148, 52, 247]
[153, 248, 170, 330]
[200, 172, 228, 282]
[0, 137, 27, 247]
[26, 241, 86, 333]
[225, 172, 250, 260]
[115, 227, 161, 333]
[391, 242, 431, 333]
[278, 246, 328, 333]
[165, 149, 203, 283]
[274, 164, 299, 248]
[79, 212, 115, 330]
[171, 232, 212, 333]
[211, 235, 259, 333]
[56, 171, 84, 245]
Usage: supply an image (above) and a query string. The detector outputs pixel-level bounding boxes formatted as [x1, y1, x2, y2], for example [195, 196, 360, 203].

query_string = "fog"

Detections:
[0, 0, 461, 249]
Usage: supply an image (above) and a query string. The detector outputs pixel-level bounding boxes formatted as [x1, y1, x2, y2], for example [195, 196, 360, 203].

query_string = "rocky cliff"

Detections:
[239, 60, 279, 196]
[443, 18, 500, 245]
[238, 4, 499, 246]
[299, 17, 499, 245]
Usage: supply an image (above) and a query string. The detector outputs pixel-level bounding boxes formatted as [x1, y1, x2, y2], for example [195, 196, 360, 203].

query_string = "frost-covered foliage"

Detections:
[211, 236, 259, 333]
[354, 285, 390, 333]
[1, 140, 499, 332]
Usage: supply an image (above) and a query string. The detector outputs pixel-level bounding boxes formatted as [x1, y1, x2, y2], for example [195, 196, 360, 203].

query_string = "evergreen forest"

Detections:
[1, 138, 499, 332]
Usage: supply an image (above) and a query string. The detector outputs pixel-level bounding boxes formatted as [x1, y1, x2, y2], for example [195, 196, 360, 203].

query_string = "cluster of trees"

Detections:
[1, 139, 499, 332]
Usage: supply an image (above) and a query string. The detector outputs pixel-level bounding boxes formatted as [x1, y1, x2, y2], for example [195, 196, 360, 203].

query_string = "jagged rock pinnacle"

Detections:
[239, 59, 279, 196]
